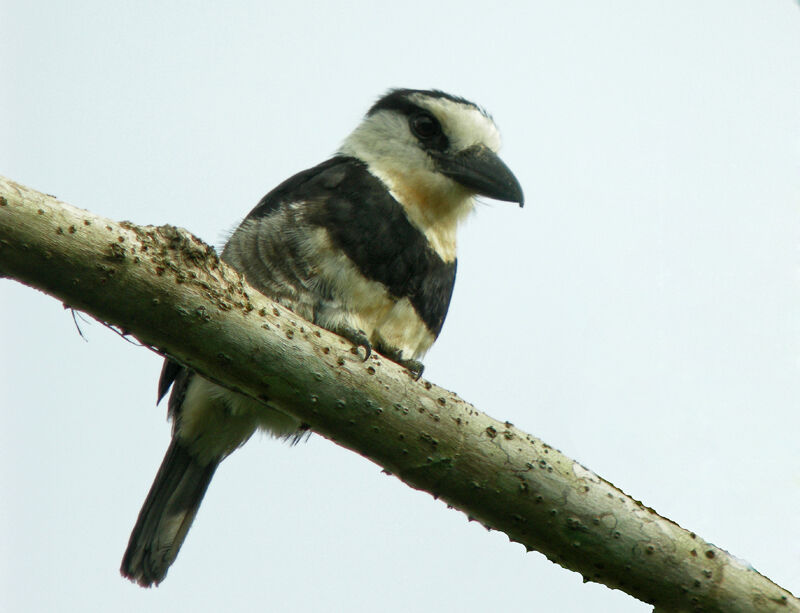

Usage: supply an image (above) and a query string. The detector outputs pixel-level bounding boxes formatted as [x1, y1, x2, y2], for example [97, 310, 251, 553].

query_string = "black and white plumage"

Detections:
[120, 88, 524, 587]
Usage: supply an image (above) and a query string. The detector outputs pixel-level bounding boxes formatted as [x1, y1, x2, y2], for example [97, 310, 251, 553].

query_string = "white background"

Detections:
[2, 2, 798, 611]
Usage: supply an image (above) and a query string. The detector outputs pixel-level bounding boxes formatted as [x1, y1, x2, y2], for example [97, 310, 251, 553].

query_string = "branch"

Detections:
[0, 175, 796, 613]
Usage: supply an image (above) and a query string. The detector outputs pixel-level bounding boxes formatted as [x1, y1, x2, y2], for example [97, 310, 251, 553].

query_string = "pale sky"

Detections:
[2, 2, 799, 611]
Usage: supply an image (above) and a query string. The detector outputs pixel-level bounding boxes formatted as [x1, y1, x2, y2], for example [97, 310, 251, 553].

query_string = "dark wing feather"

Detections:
[157, 359, 183, 404]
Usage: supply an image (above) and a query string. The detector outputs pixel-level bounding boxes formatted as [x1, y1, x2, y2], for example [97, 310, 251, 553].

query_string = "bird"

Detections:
[120, 88, 524, 587]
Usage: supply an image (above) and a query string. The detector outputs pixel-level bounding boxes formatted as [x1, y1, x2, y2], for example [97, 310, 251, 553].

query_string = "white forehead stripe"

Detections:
[409, 94, 502, 153]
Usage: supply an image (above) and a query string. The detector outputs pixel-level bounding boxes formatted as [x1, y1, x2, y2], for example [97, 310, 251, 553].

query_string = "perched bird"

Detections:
[121, 88, 524, 587]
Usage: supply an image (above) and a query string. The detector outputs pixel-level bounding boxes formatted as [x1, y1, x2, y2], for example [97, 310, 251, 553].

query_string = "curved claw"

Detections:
[373, 340, 425, 380]
[358, 338, 372, 361]
[398, 358, 424, 381]
[334, 324, 372, 361]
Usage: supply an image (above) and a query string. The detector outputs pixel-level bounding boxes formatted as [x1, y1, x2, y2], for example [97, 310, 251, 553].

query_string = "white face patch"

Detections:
[339, 93, 504, 263]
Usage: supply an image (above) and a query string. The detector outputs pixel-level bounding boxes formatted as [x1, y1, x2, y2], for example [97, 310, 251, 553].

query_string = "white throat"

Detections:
[367, 164, 474, 263]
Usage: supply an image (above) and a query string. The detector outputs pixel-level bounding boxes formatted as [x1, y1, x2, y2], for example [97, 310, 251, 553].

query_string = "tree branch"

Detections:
[1, 175, 796, 613]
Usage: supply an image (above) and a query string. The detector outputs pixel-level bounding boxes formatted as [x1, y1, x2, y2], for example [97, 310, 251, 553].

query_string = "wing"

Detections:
[158, 156, 457, 401]
[227, 156, 457, 337]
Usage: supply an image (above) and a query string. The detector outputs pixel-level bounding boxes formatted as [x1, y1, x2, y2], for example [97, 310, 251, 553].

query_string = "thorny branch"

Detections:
[1, 175, 797, 613]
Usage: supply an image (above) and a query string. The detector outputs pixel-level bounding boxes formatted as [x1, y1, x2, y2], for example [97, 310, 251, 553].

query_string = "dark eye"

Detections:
[409, 112, 441, 140]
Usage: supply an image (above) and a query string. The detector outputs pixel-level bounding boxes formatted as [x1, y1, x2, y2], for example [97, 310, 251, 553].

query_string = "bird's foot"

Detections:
[332, 324, 371, 361]
[375, 342, 424, 380]
[397, 357, 424, 380]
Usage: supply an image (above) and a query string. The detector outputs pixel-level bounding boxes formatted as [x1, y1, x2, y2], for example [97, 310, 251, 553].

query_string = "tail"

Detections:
[121, 438, 219, 587]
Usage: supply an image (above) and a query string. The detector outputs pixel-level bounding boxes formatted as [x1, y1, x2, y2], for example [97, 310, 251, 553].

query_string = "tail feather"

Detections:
[121, 439, 218, 587]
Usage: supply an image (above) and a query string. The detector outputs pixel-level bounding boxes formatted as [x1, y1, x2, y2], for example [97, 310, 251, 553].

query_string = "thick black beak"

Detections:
[433, 144, 524, 207]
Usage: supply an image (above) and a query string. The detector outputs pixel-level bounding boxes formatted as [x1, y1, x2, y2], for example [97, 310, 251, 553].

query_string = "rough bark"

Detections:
[0, 175, 796, 613]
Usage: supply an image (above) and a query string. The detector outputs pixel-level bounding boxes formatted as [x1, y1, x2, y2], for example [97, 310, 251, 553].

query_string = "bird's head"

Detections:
[340, 89, 524, 222]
